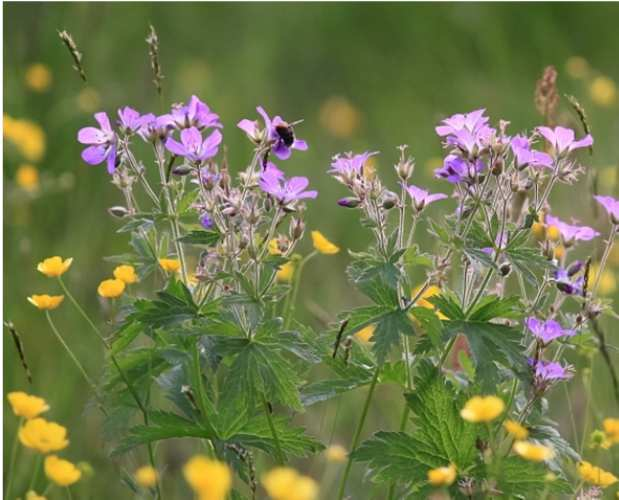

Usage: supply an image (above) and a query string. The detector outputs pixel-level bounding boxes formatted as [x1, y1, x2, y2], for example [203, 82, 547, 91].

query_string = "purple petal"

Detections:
[297, 190, 318, 200]
[426, 193, 449, 205]
[554, 127, 575, 153]
[293, 139, 308, 151]
[165, 137, 187, 156]
[569, 134, 593, 151]
[537, 126, 556, 146]
[78, 127, 107, 145]
[287, 176, 310, 193]
[202, 129, 223, 151]
[256, 106, 272, 129]
[106, 144, 117, 174]
[94, 112, 112, 132]
[180, 127, 202, 150]
[237, 119, 257, 136]
[272, 142, 292, 160]
[81, 145, 107, 165]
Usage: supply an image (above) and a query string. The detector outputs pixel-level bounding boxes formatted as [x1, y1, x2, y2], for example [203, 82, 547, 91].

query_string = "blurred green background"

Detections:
[4, 2, 619, 498]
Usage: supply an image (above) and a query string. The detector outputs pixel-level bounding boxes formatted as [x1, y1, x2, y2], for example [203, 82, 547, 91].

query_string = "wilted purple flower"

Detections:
[553, 265, 585, 295]
[594, 195, 619, 225]
[510, 135, 553, 169]
[537, 126, 593, 155]
[405, 184, 448, 212]
[328, 151, 378, 184]
[545, 214, 599, 244]
[525, 317, 575, 343]
[77, 112, 117, 174]
[238, 106, 307, 160]
[434, 154, 485, 184]
[165, 127, 222, 163]
[529, 358, 573, 384]
[117, 106, 150, 135]
[436, 108, 496, 155]
[169, 95, 222, 130]
[259, 163, 317, 205]
[200, 213, 214, 230]
[138, 113, 173, 142]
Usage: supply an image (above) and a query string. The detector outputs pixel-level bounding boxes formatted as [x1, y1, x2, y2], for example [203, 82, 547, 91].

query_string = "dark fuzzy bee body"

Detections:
[275, 123, 295, 146]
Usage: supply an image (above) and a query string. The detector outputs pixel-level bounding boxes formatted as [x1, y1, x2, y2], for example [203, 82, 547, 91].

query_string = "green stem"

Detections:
[283, 252, 316, 329]
[29, 453, 42, 491]
[58, 277, 108, 346]
[262, 394, 285, 465]
[4, 417, 23, 500]
[336, 366, 381, 500]
[66, 486, 74, 500]
[592, 224, 617, 297]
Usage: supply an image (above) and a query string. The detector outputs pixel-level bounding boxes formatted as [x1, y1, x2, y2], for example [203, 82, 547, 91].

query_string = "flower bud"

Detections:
[289, 217, 305, 241]
[381, 191, 399, 210]
[337, 197, 360, 208]
[108, 206, 129, 218]
[491, 158, 504, 176]
[499, 262, 512, 277]
[396, 159, 415, 181]
[172, 165, 193, 176]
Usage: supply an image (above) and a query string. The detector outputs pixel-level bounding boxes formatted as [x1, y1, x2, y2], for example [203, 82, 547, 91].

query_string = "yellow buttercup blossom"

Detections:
[37, 256, 73, 277]
[590, 76, 617, 107]
[183, 456, 232, 500]
[113, 265, 138, 284]
[276, 261, 295, 282]
[553, 245, 565, 261]
[425, 156, 443, 172]
[460, 396, 505, 423]
[4, 115, 46, 162]
[504, 419, 528, 440]
[319, 96, 361, 139]
[134, 465, 158, 488]
[513, 440, 554, 462]
[159, 258, 181, 273]
[97, 279, 125, 299]
[24, 63, 52, 92]
[355, 324, 375, 344]
[565, 56, 589, 80]
[412, 284, 447, 320]
[603, 418, 619, 445]
[16, 164, 40, 192]
[546, 225, 561, 242]
[27, 294, 64, 310]
[427, 463, 457, 487]
[324, 444, 347, 463]
[311, 231, 340, 255]
[44, 455, 81, 487]
[577, 461, 618, 488]
[262, 467, 318, 500]
[19, 418, 69, 453]
[76, 87, 101, 113]
[26, 491, 46, 500]
[269, 238, 283, 255]
[7, 392, 49, 419]
[531, 212, 546, 241]
[588, 264, 616, 296]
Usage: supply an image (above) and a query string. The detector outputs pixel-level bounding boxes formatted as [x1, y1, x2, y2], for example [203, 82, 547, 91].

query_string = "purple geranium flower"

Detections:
[199, 212, 214, 230]
[238, 106, 307, 160]
[165, 127, 222, 163]
[510, 135, 553, 169]
[434, 154, 485, 184]
[259, 163, 317, 205]
[553, 264, 585, 295]
[169, 95, 222, 130]
[537, 126, 593, 155]
[77, 112, 118, 174]
[117, 106, 150, 135]
[328, 151, 378, 184]
[138, 113, 174, 142]
[545, 214, 599, 245]
[436, 108, 496, 155]
[525, 317, 575, 344]
[529, 358, 573, 384]
[594, 195, 619, 225]
[405, 184, 448, 212]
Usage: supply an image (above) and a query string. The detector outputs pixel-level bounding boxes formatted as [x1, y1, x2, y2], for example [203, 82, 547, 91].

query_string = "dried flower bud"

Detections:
[458, 478, 476, 497]
[108, 206, 129, 218]
[337, 197, 360, 208]
[172, 165, 193, 176]
[499, 262, 512, 277]
[396, 156, 415, 181]
[381, 190, 399, 210]
[289, 217, 305, 241]
[491, 158, 504, 176]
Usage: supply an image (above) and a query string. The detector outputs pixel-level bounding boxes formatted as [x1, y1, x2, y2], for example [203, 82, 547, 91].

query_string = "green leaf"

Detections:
[371, 309, 413, 365]
[346, 253, 402, 307]
[410, 306, 441, 349]
[428, 292, 465, 320]
[301, 377, 371, 407]
[506, 247, 550, 285]
[178, 230, 221, 246]
[467, 295, 522, 322]
[494, 457, 571, 496]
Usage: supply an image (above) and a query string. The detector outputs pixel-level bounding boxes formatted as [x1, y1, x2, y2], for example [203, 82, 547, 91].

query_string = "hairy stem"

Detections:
[262, 394, 285, 465]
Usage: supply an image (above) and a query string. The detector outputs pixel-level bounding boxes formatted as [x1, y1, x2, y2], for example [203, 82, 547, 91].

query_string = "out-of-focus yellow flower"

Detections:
[76, 87, 101, 113]
[159, 258, 181, 273]
[25, 491, 46, 500]
[324, 444, 347, 463]
[363, 156, 377, 181]
[603, 418, 619, 445]
[24, 63, 52, 92]
[27, 294, 64, 310]
[565, 56, 589, 80]
[311, 231, 340, 255]
[412, 284, 447, 320]
[276, 261, 295, 282]
[460, 396, 505, 423]
[590, 76, 617, 107]
[427, 463, 456, 487]
[546, 225, 561, 242]
[577, 461, 618, 488]
[134, 465, 158, 488]
[544, 472, 557, 482]
[355, 324, 375, 344]
[599, 166, 617, 189]
[504, 419, 529, 440]
[183, 455, 232, 500]
[4, 115, 46, 162]
[16, 164, 40, 192]
[37, 256, 73, 277]
[553, 245, 566, 261]
[531, 211, 546, 241]
[18, 418, 68, 453]
[590, 429, 611, 449]
[269, 238, 283, 255]
[425, 156, 443, 173]
[97, 279, 125, 299]
[44, 455, 81, 487]
[262, 467, 318, 500]
[588, 264, 616, 295]
[513, 441, 554, 462]
[7, 392, 49, 419]
[113, 265, 138, 284]
[319, 96, 361, 139]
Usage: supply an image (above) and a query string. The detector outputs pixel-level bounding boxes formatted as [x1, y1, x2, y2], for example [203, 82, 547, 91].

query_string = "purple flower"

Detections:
[545, 214, 599, 244]
[594, 195, 619, 225]
[328, 151, 378, 184]
[117, 106, 150, 135]
[165, 127, 222, 163]
[436, 108, 496, 155]
[138, 114, 174, 142]
[77, 112, 118, 174]
[259, 163, 317, 205]
[537, 126, 593, 155]
[200, 213, 214, 230]
[525, 317, 575, 343]
[337, 197, 361, 208]
[238, 106, 307, 160]
[405, 184, 448, 211]
[553, 265, 584, 295]
[529, 358, 573, 384]
[510, 135, 553, 169]
[435, 108, 490, 137]
[197, 167, 221, 190]
[434, 154, 485, 184]
[169, 95, 222, 130]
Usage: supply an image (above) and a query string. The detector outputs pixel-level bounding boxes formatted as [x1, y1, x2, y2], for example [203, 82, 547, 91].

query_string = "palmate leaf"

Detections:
[492, 457, 571, 496]
[370, 309, 414, 365]
[177, 229, 221, 246]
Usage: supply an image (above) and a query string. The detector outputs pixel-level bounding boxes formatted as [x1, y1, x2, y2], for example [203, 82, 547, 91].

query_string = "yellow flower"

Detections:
[460, 396, 505, 423]
[37, 256, 73, 277]
[159, 258, 181, 273]
[26, 491, 47, 500]
[590, 76, 617, 107]
[183, 455, 232, 500]
[513, 440, 554, 462]
[319, 96, 361, 139]
[76, 87, 101, 113]
[504, 420, 529, 440]
[7, 392, 49, 419]
[577, 461, 618, 488]
[324, 444, 347, 463]
[565, 56, 589, 80]
[427, 463, 457, 487]
[603, 418, 619, 445]
[269, 238, 283, 255]
[113, 265, 138, 284]
[355, 324, 375, 344]
[3, 115, 46, 162]
[27, 294, 64, 310]
[588, 264, 616, 296]
[24, 63, 52, 92]
[311, 230, 340, 255]
[276, 261, 295, 282]
[412, 284, 447, 320]
[546, 225, 561, 242]
[16, 164, 40, 192]
[134, 465, 158, 488]
[553, 245, 565, 261]
[425, 156, 443, 172]
[262, 467, 318, 500]
[531, 212, 546, 241]
[97, 279, 125, 299]
[44, 455, 81, 487]
[18, 418, 69, 453]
